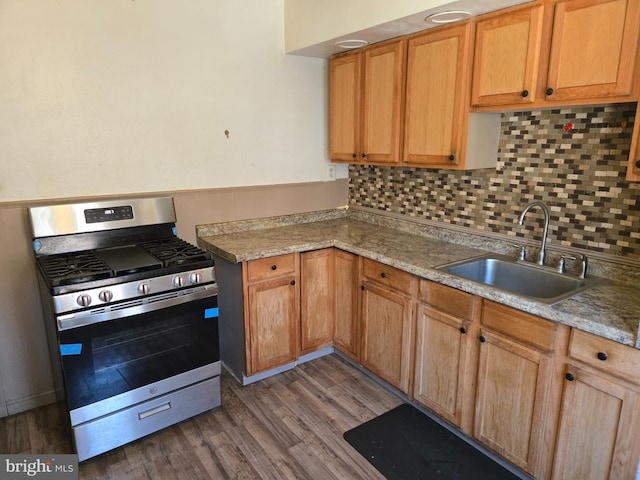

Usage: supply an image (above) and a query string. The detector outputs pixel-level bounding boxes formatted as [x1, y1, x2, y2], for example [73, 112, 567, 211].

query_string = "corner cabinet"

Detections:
[359, 258, 417, 393]
[332, 249, 359, 360]
[551, 329, 640, 480]
[472, 0, 640, 109]
[300, 249, 334, 355]
[329, 38, 406, 164]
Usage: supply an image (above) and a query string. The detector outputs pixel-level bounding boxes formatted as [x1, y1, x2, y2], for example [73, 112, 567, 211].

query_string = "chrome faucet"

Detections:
[518, 201, 550, 266]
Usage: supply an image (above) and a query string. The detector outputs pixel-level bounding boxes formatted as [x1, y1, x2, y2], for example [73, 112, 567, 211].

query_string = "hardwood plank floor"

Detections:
[0, 354, 402, 479]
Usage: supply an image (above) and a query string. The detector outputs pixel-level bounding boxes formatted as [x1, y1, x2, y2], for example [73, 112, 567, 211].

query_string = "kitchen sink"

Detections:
[436, 254, 600, 304]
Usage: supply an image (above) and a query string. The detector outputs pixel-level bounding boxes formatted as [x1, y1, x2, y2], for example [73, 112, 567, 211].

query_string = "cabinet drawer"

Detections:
[481, 300, 556, 351]
[362, 258, 414, 294]
[246, 253, 296, 282]
[419, 280, 477, 319]
[569, 329, 640, 385]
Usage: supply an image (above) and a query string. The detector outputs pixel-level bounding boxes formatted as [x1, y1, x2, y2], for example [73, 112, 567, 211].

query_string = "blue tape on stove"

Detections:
[204, 308, 219, 319]
[60, 344, 82, 356]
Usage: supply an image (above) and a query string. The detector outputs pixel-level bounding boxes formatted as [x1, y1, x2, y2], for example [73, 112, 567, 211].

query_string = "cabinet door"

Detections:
[552, 364, 640, 480]
[413, 304, 473, 428]
[300, 249, 334, 355]
[403, 22, 470, 167]
[361, 39, 405, 164]
[626, 102, 640, 181]
[329, 52, 361, 162]
[474, 329, 553, 475]
[360, 281, 414, 393]
[246, 276, 299, 375]
[471, 3, 545, 106]
[546, 0, 640, 102]
[333, 249, 359, 359]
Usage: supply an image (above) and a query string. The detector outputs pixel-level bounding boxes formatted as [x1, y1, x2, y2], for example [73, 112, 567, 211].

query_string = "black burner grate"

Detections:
[139, 238, 211, 267]
[38, 251, 113, 286]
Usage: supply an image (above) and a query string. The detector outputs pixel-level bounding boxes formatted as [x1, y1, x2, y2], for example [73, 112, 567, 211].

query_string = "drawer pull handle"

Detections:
[271, 265, 277, 270]
[597, 352, 608, 361]
[565, 373, 575, 382]
[138, 402, 171, 420]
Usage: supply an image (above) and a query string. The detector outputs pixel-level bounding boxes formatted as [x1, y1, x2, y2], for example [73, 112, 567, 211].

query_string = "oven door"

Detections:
[56, 292, 219, 425]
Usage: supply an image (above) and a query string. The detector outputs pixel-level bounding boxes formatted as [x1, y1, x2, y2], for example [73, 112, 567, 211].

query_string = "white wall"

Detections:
[0, 0, 334, 203]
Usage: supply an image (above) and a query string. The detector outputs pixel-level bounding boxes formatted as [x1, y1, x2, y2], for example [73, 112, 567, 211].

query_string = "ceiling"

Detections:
[288, 0, 533, 58]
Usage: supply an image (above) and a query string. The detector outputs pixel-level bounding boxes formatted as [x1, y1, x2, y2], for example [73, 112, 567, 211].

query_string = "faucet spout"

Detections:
[518, 201, 550, 266]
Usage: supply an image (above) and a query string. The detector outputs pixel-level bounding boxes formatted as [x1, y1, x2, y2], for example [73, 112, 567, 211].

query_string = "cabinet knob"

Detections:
[597, 352, 608, 361]
[565, 373, 575, 382]
[479, 335, 486, 343]
[271, 265, 277, 270]
[361, 285, 366, 291]
[380, 272, 387, 278]
[635, 160, 640, 169]
[290, 280, 295, 286]
[546, 87, 554, 96]
[521, 90, 529, 98]
[460, 327, 467, 334]
[352, 153, 357, 158]
[361, 153, 367, 158]
[448, 155, 455, 161]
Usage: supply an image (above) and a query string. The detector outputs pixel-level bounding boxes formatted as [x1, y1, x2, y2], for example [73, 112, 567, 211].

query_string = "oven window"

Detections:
[58, 296, 219, 411]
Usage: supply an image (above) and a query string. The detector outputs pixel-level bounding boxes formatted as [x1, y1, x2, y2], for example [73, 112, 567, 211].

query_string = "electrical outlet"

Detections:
[327, 166, 336, 181]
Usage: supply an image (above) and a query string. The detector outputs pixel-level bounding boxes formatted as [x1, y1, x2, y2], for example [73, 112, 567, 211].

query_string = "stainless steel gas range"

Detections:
[29, 197, 220, 461]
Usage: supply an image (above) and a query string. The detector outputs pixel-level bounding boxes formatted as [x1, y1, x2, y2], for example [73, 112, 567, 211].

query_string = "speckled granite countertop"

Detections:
[197, 209, 640, 349]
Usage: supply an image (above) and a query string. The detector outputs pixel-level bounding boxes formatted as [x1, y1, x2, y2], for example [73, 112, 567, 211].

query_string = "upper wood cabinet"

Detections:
[403, 21, 471, 167]
[329, 38, 405, 164]
[472, 0, 640, 109]
[471, 2, 545, 106]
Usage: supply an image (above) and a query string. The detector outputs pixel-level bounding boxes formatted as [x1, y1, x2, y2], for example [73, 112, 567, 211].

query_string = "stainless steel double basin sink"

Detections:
[437, 254, 600, 305]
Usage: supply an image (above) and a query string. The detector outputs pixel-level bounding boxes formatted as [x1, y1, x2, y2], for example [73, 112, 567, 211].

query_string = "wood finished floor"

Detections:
[0, 354, 403, 479]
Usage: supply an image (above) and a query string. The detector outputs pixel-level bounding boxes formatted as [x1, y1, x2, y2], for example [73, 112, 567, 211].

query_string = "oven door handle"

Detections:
[57, 286, 218, 331]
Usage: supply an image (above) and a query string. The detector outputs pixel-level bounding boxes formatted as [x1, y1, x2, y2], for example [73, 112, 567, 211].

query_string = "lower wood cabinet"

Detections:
[359, 258, 417, 393]
[244, 253, 300, 376]
[300, 249, 334, 355]
[332, 249, 359, 360]
[551, 330, 640, 480]
[413, 281, 480, 432]
[474, 300, 568, 479]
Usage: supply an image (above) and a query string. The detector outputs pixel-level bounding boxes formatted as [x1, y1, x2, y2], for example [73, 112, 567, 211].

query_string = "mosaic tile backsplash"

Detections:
[349, 103, 640, 261]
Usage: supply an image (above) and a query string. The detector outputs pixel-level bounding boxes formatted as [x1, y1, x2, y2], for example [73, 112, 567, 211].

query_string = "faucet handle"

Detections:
[578, 254, 588, 279]
[557, 254, 576, 273]
[513, 244, 526, 261]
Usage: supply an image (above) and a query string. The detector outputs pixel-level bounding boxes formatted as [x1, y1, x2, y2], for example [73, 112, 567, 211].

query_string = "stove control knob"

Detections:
[138, 283, 150, 295]
[98, 290, 113, 303]
[77, 294, 92, 307]
[173, 276, 185, 287]
[189, 273, 201, 284]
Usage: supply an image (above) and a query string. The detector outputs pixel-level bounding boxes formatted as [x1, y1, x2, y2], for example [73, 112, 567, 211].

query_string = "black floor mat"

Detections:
[343, 404, 522, 480]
